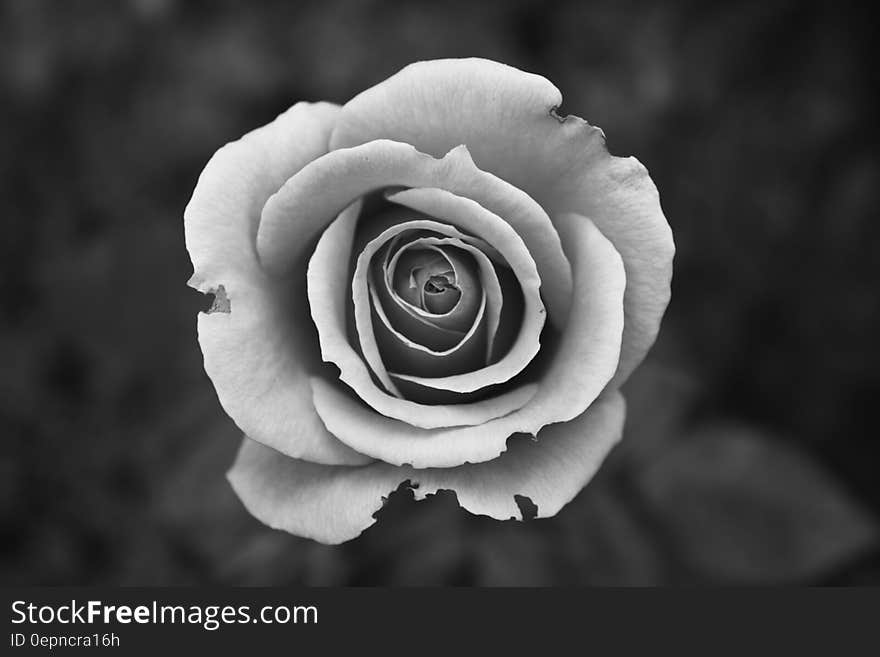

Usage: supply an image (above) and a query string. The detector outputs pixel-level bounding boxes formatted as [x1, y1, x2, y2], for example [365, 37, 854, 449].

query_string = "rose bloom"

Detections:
[185, 58, 673, 544]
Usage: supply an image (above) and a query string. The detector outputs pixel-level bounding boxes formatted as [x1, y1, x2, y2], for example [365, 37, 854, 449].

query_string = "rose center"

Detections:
[390, 246, 465, 315]
[424, 274, 456, 295]
[415, 268, 461, 314]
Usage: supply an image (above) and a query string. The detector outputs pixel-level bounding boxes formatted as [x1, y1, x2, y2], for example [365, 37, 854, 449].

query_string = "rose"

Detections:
[184, 58, 673, 544]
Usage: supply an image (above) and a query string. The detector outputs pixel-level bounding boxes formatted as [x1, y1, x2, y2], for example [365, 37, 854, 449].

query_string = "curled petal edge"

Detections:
[257, 138, 572, 330]
[308, 208, 539, 429]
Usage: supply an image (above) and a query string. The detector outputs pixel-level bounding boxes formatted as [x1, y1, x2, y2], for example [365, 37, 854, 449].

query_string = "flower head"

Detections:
[185, 58, 674, 543]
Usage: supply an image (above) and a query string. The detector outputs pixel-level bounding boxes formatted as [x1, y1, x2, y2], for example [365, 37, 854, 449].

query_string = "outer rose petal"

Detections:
[329, 58, 674, 386]
[537, 126, 674, 387]
[185, 102, 370, 466]
[228, 391, 625, 544]
[187, 101, 337, 292]
[311, 214, 625, 468]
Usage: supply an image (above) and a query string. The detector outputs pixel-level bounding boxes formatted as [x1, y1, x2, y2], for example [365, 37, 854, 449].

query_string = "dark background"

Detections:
[1, 0, 878, 585]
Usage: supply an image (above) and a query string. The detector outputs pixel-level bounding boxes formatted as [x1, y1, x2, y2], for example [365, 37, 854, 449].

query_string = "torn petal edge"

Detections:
[227, 390, 625, 544]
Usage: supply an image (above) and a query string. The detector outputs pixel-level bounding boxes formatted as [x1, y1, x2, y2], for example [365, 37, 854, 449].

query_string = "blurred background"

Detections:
[1, 0, 878, 585]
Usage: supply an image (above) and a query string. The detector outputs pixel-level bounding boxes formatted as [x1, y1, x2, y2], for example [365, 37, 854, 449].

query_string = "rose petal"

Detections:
[373, 232, 497, 350]
[382, 187, 544, 394]
[197, 279, 370, 467]
[257, 139, 572, 329]
[369, 238, 501, 385]
[329, 58, 560, 171]
[308, 207, 539, 428]
[488, 264, 525, 363]
[311, 214, 625, 468]
[369, 281, 488, 395]
[387, 236, 503, 363]
[228, 391, 625, 544]
[186, 102, 339, 292]
[353, 223, 489, 396]
[373, 273, 469, 352]
[328, 58, 674, 386]
[388, 244, 465, 321]
[539, 130, 674, 387]
[185, 102, 369, 466]
[385, 242, 480, 334]
[351, 207, 543, 398]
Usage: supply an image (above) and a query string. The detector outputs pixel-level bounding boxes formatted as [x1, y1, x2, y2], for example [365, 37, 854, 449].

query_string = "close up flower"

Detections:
[184, 58, 674, 544]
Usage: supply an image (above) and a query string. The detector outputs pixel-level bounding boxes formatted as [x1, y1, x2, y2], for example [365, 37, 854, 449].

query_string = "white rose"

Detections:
[185, 58, 674, 543]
